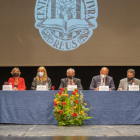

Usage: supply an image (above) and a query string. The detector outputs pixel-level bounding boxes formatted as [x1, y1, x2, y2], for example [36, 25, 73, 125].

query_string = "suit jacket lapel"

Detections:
[73, 78, 76, 84]
[65, 78, 69, 87]
[98, 75, 100, 82]
[106, 76, 108, 84]
[98, 75, 108, 85]
[133, 78, 139, 85]
[97, 76, 101, 87]
[133, 78, 136, 84]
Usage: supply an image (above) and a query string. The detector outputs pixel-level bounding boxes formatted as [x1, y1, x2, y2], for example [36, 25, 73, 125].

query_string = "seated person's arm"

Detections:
[48, 78, 52, 90]
[89, 78, 97, 90]
[110, 78, 116, 90]
[7, 78, 12, 86]
[58, 79, 64, 90]
[18, 79, 26, 90]
[77, 80, 83, 90]
[31, 78, 36, 90]
[138, 80, 140, 90]
[118, 80, 123, 91]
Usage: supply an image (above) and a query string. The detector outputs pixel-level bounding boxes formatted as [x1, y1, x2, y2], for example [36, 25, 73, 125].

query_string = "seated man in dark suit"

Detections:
[59, 68, 83, 90]
[89, 67, 115, 91]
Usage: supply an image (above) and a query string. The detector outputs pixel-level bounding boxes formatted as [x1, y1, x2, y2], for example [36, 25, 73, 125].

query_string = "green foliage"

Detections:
[53, 88, 92, 126]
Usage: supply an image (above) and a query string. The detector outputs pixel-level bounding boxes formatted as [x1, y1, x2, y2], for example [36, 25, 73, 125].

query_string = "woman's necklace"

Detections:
[15, 78, 18, 84]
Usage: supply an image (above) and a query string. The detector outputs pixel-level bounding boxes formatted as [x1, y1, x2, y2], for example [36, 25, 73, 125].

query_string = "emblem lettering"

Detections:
[35, 0, 98, 51]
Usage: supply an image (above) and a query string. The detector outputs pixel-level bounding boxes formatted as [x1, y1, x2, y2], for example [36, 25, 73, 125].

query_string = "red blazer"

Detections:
[7, 77, 26, 90]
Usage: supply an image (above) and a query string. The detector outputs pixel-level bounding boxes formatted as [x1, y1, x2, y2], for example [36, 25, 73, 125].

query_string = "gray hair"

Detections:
[101, 67, 109, 73]
[127, 69, 135, 76]
[67, 68, 75, 74]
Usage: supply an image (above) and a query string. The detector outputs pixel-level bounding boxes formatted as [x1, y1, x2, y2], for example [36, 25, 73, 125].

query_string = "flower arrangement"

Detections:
[53, 88, 92, 126]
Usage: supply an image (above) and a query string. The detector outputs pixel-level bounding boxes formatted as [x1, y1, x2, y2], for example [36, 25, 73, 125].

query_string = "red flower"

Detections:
[73, 113, 77, 117]
[75, 100, 79, 103]
[59, 92, 62, 95]
[54, 103, 57, 106]
[59, 110, 63, 114]
[72, 92, 75, 95]
[60, 88, 64, 91]
[75, 90, 78, 93]
[62, 102, 66, 105]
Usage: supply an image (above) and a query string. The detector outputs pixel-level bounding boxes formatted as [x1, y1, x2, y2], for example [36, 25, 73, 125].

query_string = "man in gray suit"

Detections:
[118, 69, 140, 91]
[89, 67, 115, 91]
[59, 68, 83, 90]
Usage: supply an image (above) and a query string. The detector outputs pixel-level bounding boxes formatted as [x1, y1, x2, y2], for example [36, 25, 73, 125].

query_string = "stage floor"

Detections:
[0, 125, 140, 137]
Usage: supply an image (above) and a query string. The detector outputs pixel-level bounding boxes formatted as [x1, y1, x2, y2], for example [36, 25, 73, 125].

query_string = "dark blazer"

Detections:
[59, 77, 83, 90]
[89, 75, 115, 90]
[31, 77, 52, 90]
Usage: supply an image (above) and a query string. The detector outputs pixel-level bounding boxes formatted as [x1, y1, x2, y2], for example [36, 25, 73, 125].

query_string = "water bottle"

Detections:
[9, 82, 12, 85]
[4, 82, 7, 85]
[46, 82, 48, 90]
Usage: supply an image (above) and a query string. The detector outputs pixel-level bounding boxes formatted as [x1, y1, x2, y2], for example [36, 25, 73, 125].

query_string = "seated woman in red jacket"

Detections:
[7, 67, 26, 90]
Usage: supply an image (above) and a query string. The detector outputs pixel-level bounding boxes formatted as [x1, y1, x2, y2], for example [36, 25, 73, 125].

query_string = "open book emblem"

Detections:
[35, 0, 98, 51]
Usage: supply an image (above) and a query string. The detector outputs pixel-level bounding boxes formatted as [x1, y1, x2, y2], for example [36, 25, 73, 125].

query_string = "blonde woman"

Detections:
[7, 67, 26, 90]
[31, 66, 52, 90]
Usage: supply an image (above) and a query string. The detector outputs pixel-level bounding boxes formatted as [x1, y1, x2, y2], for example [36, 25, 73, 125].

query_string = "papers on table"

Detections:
[128, 85, 139, 91]
[99, 86, 109, 91]
[2, 85, 12, 90]
[67, 85, 77, 91]
[37, 85, 48, 91]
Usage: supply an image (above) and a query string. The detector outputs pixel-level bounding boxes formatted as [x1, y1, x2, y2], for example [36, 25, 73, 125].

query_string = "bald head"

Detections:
[100, 67, 109, 76]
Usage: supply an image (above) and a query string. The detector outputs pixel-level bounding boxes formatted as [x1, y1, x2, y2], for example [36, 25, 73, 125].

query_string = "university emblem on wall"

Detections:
[35, 0, 98, 51]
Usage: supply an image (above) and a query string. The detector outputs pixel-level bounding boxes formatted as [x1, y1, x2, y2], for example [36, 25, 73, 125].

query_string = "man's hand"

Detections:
[118, 88, 122, 91]
[95, 87, 99, 91]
